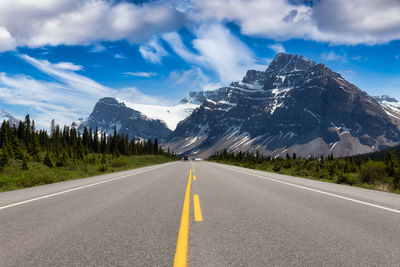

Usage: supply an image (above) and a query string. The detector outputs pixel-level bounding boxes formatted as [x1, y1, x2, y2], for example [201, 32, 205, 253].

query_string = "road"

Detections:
[0, 161, 399, 266]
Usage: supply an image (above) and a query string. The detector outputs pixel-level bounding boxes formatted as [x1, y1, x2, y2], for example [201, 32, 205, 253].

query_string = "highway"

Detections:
[0, 161, 399, 266]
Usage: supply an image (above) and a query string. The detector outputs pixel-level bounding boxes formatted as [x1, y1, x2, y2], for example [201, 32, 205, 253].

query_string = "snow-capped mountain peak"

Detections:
[121, 100, 198, 131]
[166, 53, 400, 158]
[0, 109, 19, 126]
[373, 95, 400, 122]
[77, 97, 171, 140]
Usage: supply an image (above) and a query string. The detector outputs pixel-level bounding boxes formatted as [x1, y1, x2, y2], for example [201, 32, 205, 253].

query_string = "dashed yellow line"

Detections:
[193, 194, 203, 222]
[193, 175, 196, 181]
[173, 168, 192, 267]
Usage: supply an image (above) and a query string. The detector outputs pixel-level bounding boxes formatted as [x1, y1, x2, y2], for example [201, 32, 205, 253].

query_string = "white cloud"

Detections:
[169, 67, 207, 86]
[190, 0, 400, 45]
[268, 43, 286, 54]
[201, 82, 223, 92]
[169, 69, 198, 85]
[114, 87, 165, 106]
[321, 51, 347, 62]
[164, 24, 263, 84]
[1, 0, 399, 53]
[21, 55, 111, 97]
[53, 62, 83, 71]
[190, 0, 315, 41]
[192, 24, 263, 83]
[139, 38, 169, 64]
[168, 67, 222, 92]
[312, 0, 400, 44]
[114, 53, 126, 59]
[0, 0, 399, 52]
[351, 55, 362, 61]
[163, 32, 204, 64]
[88, 44, 106, 53]
[124, 72, 157, 78]
[0, 0, 185, 50]
[0, 26, 15, 52]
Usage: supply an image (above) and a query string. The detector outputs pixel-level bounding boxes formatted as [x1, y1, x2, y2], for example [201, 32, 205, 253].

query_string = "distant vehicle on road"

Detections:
[183, 155, 189, 161]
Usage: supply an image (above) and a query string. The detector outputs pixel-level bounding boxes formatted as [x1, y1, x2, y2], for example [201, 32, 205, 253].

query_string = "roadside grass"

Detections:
[0, 154, 176, 192]
[209, 160, 400, 194]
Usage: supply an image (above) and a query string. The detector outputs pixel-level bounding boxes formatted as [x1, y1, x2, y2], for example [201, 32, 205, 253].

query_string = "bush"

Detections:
[317, 169, 331, 180]
[359, 161, 386, 184]
[336, 173, 354, 185]
[98, 165, 107, 172]
[273, 163, 281, 172]
[111, 158, 128, 168]
[43, 153, 53, 168]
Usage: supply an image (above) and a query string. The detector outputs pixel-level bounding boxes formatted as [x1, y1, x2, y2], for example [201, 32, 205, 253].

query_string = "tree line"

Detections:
[0, 115, 176, 169]
[209, 148, 400, 192]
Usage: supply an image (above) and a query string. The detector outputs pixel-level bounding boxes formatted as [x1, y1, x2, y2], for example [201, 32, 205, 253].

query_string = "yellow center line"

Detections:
[193, 175, 196, 181]
[193, 194, 203, 222]
[173, 168, 192, 267]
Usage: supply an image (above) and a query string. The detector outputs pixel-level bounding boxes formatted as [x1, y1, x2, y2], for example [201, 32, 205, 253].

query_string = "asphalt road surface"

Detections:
[1, 161, 399, 266]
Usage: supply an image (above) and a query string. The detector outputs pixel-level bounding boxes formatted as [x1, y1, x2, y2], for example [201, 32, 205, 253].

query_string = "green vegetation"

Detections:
[209, 149, 400, 194]
[0, 115, 178, 192]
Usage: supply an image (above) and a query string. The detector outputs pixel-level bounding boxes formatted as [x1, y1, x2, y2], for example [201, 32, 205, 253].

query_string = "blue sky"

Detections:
[0, 0, 399, 128]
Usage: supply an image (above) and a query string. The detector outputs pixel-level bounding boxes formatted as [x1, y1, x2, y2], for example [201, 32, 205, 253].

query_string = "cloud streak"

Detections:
[139, 38, 169, 64]
[53, 62, 83, 71]
[0, 54, 161, 128]
[124, 72, 157, 78]
[268, 43, 286, 54]
[163, 24, 263, 85]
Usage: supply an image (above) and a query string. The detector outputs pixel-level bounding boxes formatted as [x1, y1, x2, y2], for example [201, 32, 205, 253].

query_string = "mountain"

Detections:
[90, 88, 231, 132]
[77, 97, 171, 140]
[0, 109, 19, 126]
[166, 53, 400, 158]
[179, 87, 230, 105]
[121, 101, 199, 131]
[373, 95, 400, 129]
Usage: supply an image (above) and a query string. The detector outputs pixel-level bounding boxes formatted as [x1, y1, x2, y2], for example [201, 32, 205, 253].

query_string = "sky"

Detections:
[0, 0, 399, 129]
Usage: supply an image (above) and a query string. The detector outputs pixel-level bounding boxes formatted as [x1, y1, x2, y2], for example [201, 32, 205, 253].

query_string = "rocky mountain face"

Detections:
[179, 87, 229, 105]
[167, 53, 400, 158]
[0, 109, 19, 126]
[77, 97, 171, 140]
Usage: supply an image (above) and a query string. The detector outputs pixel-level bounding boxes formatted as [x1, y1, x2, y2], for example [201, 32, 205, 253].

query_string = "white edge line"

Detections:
[213, 163, 400, 214]
[0, 162, 176, 211]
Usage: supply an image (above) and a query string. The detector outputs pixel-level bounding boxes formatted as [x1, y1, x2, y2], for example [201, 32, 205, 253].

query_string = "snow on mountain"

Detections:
[166, 53, 400, 158]
[374, 95, 400, 114]
[373, 95, 400, 126]
[77, 97, 171, 140]
[71, 117, 87, 128]
[73, 53, 400, 158]
[114, 87, 231, 131]
[121, 101, 199, 131]
[0, 109, 19, 126]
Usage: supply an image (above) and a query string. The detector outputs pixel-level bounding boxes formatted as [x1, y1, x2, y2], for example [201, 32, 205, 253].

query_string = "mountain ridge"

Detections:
[0, 109, 20, 126]
[166, 53, 400, 158]
[74, 53, 400, 159]
[77, 97, 171, 140]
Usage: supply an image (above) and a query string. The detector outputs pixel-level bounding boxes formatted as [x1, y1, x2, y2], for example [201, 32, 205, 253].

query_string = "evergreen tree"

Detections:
[0, 143, 9, 167]
[154, 138, 159, 155]
[43, 152, 53, 168]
